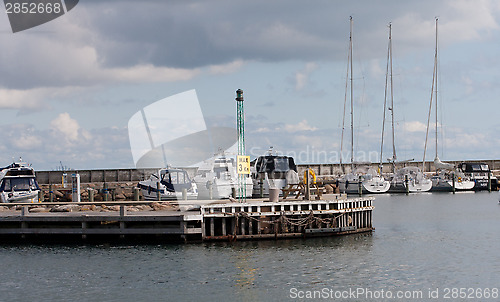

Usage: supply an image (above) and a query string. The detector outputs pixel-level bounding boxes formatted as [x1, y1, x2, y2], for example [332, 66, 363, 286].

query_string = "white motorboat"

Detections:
[251, 150, 299, 197]
[194, 155, 253, 199]
[459, 162, 498, 191]
[0, 160, 41, 203]
[138, 168, 198, 200]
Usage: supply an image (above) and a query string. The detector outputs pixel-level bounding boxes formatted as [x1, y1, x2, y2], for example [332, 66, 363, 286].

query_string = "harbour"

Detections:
[3, 1, 500, 301]
[0, 192, 498, 301]
[0, 156, 497, 244]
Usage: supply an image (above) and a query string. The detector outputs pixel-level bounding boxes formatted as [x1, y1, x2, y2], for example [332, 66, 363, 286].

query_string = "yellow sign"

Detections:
[237, 155, 251, 175]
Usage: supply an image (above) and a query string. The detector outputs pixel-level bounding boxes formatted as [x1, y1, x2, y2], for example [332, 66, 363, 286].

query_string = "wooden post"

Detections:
[182, 188, 187, 200]
[488, 172, 492, 193]
[82, 222, 88, 240]
[49, 184, 54, 202]
[103, 182, 109, 201]
[210, 218, 215, 236]
[120, 205, 127, 217]
[358, 176, 363, 196]
[133, 187, 140, 201]
[88, 188, 94, 202]
[38, 190, 44, 203]
[405, 174, 409, 195]
[156, 181, 161, 201]
[452, 174, 456, 194]
[305, 170, 310, 200]
[222, 218, 227, 236]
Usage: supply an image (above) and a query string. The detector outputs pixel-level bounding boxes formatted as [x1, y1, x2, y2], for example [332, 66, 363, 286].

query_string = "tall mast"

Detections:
[340, 38, 350, 175]
[434, 18, 439, 159]
[422, 18, 439, 172]
[389, 23, 396, 168]
[349, 16, 354, 171]
[380, 23, 395, 173]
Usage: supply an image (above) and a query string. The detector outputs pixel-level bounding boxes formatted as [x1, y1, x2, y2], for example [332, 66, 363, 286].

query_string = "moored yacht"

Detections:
[0, 160, 41, 203]
[337, 165, 390, 194]
[194, 154, 253, 199]
[388, 166, 432, 193]
[459, 162, 498, 191]
[251, 149, 299, 197]
[430, 158, 475, 192]
[138, 168, 198, 200]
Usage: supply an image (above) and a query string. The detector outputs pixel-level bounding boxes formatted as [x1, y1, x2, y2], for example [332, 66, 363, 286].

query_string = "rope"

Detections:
[235, 210, 345, 229]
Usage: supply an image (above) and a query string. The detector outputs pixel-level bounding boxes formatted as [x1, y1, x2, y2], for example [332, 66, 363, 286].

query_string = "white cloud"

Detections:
[209, 60, 245, 75]
[283, 120, 318, 132]
[295, 62, 318, 91]
[403, 121, 427, 132]
[50, 113, 82, 143]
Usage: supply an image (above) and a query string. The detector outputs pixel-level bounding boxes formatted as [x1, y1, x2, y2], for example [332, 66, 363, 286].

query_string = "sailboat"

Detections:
[379, 23, 432, 193]
[337, 17, 390, 194]
[423, 18, 474, 192]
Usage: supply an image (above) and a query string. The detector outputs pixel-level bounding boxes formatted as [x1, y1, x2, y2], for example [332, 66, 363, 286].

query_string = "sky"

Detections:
[1, 0, 500, 170]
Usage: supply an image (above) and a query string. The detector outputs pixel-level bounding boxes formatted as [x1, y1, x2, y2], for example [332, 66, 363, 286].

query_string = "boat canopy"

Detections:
[159, 169, 193, 192]
[255, 156, 297, 174]
[460, 163, 490, 172]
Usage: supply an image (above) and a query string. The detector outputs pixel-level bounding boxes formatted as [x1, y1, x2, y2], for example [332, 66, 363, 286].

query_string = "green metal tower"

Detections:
[236, 89, 246, 201]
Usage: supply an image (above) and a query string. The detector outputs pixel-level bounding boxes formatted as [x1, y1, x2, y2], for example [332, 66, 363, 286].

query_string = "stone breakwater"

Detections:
[39, 182, 141, 202]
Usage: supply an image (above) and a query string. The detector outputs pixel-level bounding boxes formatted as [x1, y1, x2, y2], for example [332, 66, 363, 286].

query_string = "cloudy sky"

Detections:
[1, 0, 500, 170]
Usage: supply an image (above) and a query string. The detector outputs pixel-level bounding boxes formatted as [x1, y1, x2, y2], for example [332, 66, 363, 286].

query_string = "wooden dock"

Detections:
[0, 195, 374, 242]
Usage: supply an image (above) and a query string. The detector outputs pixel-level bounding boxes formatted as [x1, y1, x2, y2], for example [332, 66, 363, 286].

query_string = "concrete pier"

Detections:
[0, 195, 374, 242]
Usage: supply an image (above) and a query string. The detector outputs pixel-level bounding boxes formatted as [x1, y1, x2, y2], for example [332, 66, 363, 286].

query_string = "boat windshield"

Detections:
[1, 177, 39, 192]
[163, 170, 190, 185]
[274, 158, 290, 172]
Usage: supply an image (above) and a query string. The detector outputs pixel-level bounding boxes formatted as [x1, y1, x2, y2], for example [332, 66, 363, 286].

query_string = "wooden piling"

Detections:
[488, 172, 492, 192]
[88, 188, 94, 202]
[133, 187, 140, 201]
[156, 182, 161, 201]
[405, 174, 409, 195]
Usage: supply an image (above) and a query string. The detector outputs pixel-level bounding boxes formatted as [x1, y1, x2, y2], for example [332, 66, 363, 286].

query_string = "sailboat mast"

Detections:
[349, 16, 354, 171]
[340, 43, 350, 175]
[434, 18, 439, 159]
[380, 23, 396, 173]
[380, 23, 390, 172]
[389, 23, 396, 167]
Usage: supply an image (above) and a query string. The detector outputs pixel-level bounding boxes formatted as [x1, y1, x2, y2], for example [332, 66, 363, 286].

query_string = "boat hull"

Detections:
[363, 177, 390, 193]
[0, 191, 39, 203]
[196, 180, 253, 199]
[430, 179, 475, 192]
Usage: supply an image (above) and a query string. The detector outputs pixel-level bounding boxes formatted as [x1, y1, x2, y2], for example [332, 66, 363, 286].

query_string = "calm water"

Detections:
[1, 192, 499, 301]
